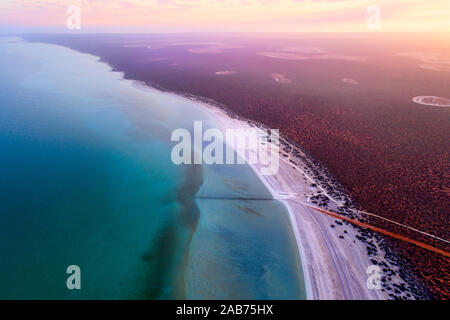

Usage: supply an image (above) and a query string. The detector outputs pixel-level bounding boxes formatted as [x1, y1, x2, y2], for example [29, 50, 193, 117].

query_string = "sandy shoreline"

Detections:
[39, 38, 407, 299]
[127, 68, 417, 300]
[8, 36, 431, 299]
[192, 98, 392, 300]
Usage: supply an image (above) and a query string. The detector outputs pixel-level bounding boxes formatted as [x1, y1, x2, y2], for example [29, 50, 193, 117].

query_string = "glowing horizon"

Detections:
[1, 0, 449, 33]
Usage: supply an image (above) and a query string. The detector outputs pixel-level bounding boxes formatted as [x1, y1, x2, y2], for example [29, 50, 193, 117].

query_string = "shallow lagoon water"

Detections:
[0, 38, 305, 299]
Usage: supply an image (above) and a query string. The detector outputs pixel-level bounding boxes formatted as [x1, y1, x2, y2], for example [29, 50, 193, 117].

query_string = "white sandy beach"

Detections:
[195, 100, 391, 300]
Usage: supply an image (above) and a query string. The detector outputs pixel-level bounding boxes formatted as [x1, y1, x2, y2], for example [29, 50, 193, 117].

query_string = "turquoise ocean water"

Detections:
[0, 38, 305, 299]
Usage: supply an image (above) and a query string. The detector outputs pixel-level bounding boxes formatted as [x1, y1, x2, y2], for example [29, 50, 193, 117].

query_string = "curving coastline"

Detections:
[112, 59, 431, 300]
[187, 95, 430, 300]
[18, 36, 429, 299]
[190, 99, 386, 299]
[118, 64, 427, 300]
[1, 37, 306, 299]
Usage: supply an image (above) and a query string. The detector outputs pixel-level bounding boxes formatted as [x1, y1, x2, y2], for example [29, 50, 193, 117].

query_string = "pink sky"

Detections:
[1, 0, 449, 33]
